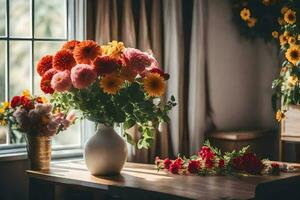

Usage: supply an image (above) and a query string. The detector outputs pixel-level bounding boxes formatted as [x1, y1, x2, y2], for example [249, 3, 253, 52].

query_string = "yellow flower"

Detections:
[276, 110, 285, 122]
[283, 31, 291, 38]
[100, 74, 123, 95]
[285, 45, 300, 65]
[0, 108, 5, 114]
[247, 18, 257, 28]
[272, 31, 279, 38]
[279, 34, 288, 46]
[287, 75, 298, 88]
[240, 8, 251, 21]
[297, 34, 300, 41]
[284, 9, 296, 25]
[22, 89, 31, 97]
[281, 6, 289, 14]
[2, 101, 10, 110]
[101, 40, 125, 58]
[277, 17, 285, 25]
[0, 119, 7, 126]
[288, 37, 296, 45]
[143, 73, 166, 97]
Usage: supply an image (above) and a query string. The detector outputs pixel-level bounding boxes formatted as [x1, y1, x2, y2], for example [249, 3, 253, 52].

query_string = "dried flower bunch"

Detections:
[36, 40, 176, 149]
[0, 90, 75, 136]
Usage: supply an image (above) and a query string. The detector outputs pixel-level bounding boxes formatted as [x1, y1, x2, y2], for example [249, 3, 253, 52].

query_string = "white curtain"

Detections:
[188, 0, 208, 154]
[163, 0, 185, 155]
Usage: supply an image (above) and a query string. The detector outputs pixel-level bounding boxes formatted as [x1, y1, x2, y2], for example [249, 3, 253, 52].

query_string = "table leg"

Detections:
[29, 178, 55, 200]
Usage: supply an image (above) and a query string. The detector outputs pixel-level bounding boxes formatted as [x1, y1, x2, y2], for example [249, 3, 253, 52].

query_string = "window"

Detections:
[0, 0, 86, 149]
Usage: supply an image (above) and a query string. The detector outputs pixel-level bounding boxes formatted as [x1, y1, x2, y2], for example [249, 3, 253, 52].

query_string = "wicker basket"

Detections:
[27, 135, 52, 171]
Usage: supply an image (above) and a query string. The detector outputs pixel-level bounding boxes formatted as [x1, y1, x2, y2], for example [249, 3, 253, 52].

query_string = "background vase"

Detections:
[26, 135, 52, 171]
[84, 123, 128, 176]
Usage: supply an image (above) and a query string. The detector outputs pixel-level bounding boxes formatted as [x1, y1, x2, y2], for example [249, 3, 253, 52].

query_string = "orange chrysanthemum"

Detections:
[37, 55, 53, 76]
[143, 73, 166, 97]
[285, 45, 300, 65]
[100, 74, 123, 95]
[73, 40, 102, 64]
[53, 50, 76, 71]
[120, 67, 138, 83]
[284, 9, 296, 25]
[62, 40, 80, 52]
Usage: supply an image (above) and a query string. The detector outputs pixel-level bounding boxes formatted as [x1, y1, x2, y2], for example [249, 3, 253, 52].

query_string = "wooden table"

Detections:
[27, 159, 300, 200]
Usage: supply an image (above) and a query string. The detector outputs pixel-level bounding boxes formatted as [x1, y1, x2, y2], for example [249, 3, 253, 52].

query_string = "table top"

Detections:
[27, 159, 300, 200]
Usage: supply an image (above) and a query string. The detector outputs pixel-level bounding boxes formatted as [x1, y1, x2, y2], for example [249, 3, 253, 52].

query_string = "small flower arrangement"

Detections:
[271, 2, 300, 121]
[0, 90, 75, 137]
[155, 141, 280, 176]
[36, 40, 176, 149]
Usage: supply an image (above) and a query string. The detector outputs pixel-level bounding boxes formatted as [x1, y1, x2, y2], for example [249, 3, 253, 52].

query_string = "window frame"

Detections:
[0, 0, 88, 157]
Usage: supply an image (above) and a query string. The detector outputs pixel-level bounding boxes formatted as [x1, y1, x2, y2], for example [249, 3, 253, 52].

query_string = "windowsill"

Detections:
[0, 148, 83, 162]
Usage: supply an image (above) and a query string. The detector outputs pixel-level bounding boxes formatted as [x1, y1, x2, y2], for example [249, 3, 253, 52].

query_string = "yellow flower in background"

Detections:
[287, 75, 298, 88]
[288, 37, 296, 45]
[100, 74, 123, 95]
[276, 110, 285, 122]
[101, 40, 125, 58]
[143, 73, 166, 97]
[279, 34, 288, 46]
[272, 31, 279, 38]
[284, 9, 296, 25]
[22, 89, 30, 97]
[0, 119, 6, 126]
[283, 31, 291, 38]
[277, 17, 285, 25]
[240, 8, 251, 21]
[285, 45, 300, 65]
[0, 108, 5, 114]
[281, 6, 289, 14]
[247, 18, 257, 28]
[297, 34, 300, 41]
[2, 101, 10, 110]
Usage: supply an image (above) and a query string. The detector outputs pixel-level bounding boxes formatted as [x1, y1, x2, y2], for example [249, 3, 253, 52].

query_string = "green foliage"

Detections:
[51, 79, 176, 149]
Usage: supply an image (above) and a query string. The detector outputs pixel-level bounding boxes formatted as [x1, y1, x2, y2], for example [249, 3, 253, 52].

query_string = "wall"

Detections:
[207, 0, 279, 131]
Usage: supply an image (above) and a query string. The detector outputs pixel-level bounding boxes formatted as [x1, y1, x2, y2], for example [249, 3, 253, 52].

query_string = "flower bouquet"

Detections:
[155, 141, 281, 176]
[36, 40, 175, 175]
[0, 90, 75, 170]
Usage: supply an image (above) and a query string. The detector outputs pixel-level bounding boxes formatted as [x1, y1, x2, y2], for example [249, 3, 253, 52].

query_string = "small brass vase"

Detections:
[27, 135, 52, 171]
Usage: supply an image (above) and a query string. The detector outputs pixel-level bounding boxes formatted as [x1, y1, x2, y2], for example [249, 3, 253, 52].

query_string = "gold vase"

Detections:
[27, 135, 52, 171]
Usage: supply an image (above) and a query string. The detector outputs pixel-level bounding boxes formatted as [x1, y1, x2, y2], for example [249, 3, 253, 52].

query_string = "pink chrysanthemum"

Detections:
[124, 48, 154, 73]
[71, 64, 97, 89]
[51, 70, 72, 92]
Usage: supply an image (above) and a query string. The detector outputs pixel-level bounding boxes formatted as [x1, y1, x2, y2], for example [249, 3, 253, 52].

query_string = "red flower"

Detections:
[169, 162, 180, 174]
[271, 163, 279, 168]
[173, 158, 183, 168]
[11, 96, 21, 108]
[37, 55, 53, 76]
[218, 159, 225, 168]
[40, 69, 58, 94]
[62, 40, 80, 53]
[53, 50, 76, 71]
[73, 40, 102, 64]
[205, 158, 214, 169]
[232, 153, 263, 174]
[188, 160, 200, 174]
[198, 146, 215, 160]
[20, 96, 34, 110]
[149, 68, 164, 77]
[163, 158, 172, 169]
[35, 97, 44, 104]
[92, 55, 120, 76]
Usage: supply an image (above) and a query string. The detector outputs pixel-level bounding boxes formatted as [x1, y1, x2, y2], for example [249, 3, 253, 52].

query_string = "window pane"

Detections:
[34, 0, 67, 38]
[0, 0, 6, 36]
[9, 0, 32, 37]
[0, 41, 7, 144]
[34, 41, 63, 95]
[53, 122, 81, 147]
[9, 41, 31, 98]
[0, 41, 6, 101]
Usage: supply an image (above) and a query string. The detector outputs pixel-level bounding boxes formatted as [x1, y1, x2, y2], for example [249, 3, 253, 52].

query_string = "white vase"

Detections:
[84, 124, 128, 176]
